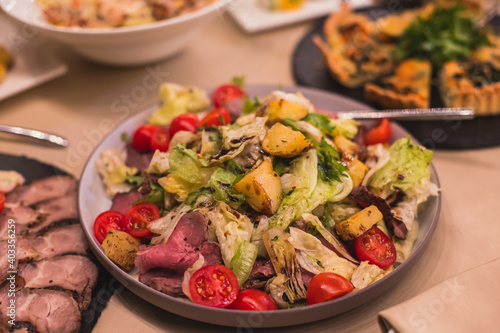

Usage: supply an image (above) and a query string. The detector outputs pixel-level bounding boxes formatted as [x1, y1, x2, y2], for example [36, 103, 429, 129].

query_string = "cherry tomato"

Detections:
[132, 124, 159, 151]
[227, 289, 277, 311]
[200, 108, 231, 127]
[93, 210, 124, 243]
[150, 127, 171, 152]
[354, 226, 397, 269]
[123, 202, 160, 238]
[0, 192, 5, 214]
[189, 264, 239, 308]
[169, 113, 200, 137]
[306, 272, 353, 305]
[213, 84, 246, 108]
[363, 119, 391, 146]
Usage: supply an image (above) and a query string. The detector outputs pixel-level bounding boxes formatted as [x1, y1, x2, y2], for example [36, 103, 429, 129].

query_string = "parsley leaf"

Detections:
[134, 183, 164, 212]
[316, 137, 348, 183]
[393, 4, 491, 67]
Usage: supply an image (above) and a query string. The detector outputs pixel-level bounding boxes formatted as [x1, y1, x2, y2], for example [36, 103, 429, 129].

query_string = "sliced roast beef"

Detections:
[139, 269, 183, 297]
[300, 268, 315, 288]
[11, 288, 81, 333]
[349, 186, 408, 239]
[110, 191, 143, 215]
[5, 176, 77, 207]
[200, 241, 222, 266]
[242, 259, 275, 290]
[126, 144, 153, 172]
[18, 255, 97, 310]
[135, 212, 208, 274]
[224, 98, 244, 121]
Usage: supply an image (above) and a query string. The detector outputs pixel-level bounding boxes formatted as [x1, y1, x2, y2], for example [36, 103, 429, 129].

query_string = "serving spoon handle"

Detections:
[335, 107, 474, 121]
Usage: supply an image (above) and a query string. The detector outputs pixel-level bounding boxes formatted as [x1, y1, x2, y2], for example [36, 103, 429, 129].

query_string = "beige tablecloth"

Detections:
[1, 12, 500, 333]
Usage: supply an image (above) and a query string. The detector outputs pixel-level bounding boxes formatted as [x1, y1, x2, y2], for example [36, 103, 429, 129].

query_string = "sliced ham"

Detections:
[135, 212, 208, 274]
[6, 176, 77, 207]
[0, 206, 39, 240]
[11, 288, 81, 333]
[110, 191, 143, 215]
[18, 255, 97, 310]
[30, 224, 89, 259]
[139, 269, 183, 297]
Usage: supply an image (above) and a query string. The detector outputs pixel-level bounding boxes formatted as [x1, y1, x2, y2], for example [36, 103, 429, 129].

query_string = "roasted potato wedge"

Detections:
[334, 135, 360, 156]
[102, 230, 141, 271]
[342, 152, 368, 188]
[234, 159, 282, 215]
[336, 205, 383, 241]
[262, 123, 312, 158]
[264, 99, 309, 123]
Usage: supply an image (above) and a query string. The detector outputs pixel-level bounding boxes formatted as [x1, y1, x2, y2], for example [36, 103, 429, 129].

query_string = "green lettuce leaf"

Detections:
[209, 168, 246, 208]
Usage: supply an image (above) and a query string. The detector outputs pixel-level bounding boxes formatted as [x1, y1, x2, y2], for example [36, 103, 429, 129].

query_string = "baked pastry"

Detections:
[313, 4, 394, 88]
[365, 59, 432, 109]
[439, 60, 500, 115]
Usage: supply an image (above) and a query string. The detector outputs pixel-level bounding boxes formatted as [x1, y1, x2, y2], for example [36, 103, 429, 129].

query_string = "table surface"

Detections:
[1, 12, 500, 333]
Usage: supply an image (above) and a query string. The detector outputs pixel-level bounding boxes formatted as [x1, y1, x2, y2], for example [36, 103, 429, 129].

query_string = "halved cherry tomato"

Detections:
[169, 113, 200, 137]
[132, 124, 159, 151]
[354, 226, 397, 268]
[306, 272, 353, 305]
[213, 84, 246, 108]
[200, 107, 231, 127]
[93, 210, 124, 243]
[189, 264, 239, 308]
[0, 192, 5, 214]
[363, 119, 391, 146]
[227, 289, 277, 311]
[150, 127, 171, 152]
[123, 202, 160, 238]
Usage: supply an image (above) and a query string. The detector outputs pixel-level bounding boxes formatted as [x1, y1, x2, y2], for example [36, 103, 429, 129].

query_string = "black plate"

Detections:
[0, 154, 115, 333]
[292, 6, 500, 150]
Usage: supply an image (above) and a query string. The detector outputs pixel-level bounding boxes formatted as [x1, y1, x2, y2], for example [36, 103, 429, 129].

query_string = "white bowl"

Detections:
[0, 0, 233, 66]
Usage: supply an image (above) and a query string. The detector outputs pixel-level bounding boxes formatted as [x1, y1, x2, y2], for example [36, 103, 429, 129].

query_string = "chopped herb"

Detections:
[316, 137, 348, 183]
[393, 4, 491, 67]
[231, 76, 245, 89]
[121, 132, 130, 142]
[126, 172, 144, 186]
[272, 236, 279, 241]
[219, 114, 226, 126]
[242, 96, 261, 114]
[303, 113, 335, 134]
[317, 260, 324, 268]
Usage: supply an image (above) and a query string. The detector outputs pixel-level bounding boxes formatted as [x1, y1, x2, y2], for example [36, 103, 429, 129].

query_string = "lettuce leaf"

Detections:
[209, 167, 246, 208]
[367, 137, 433, 198]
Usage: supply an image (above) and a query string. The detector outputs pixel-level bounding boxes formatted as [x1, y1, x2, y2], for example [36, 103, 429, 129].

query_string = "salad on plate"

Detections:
[92, 80, 437, 310]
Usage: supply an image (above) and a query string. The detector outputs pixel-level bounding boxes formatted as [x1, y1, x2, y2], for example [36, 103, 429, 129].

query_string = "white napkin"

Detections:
[378, 257, 500, 333]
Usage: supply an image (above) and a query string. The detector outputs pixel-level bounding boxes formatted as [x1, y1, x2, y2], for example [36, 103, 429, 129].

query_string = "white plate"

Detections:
[78, 85, 441, 328]
[0, 12, 67, 101]
[228, 0, 374, 33]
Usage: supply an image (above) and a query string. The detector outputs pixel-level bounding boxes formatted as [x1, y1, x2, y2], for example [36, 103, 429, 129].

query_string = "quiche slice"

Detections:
[364, 59, 432, 109]
[439, 60, 500, 116]
[313, 4, 395, 89]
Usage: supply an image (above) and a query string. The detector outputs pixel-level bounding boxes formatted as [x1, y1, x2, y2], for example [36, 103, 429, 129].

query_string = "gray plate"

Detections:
[78, 85, 441, 328]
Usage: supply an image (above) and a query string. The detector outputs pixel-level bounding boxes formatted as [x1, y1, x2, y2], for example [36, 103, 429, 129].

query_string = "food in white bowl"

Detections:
[87, 81, 438, 312]
[0, 0, 232, 66]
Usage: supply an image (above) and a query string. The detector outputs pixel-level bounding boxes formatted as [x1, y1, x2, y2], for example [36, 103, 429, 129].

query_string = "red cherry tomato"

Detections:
[150, 127, 171, 152]
[213, 84, 246, 108]
[189, 264, 239, 308]
[123, 202, 160, 238]
[0, 192, 5, 214]
[354, 226, 397, 269]
[363, 119, 391, 146]
[200, 108, 231, 127]
[93, 210, 124, 243]
[169, 113, 200, 137]
[306, 272, 353, 305]
[132, 124, 159, 151]
[227, 289, 277, 311]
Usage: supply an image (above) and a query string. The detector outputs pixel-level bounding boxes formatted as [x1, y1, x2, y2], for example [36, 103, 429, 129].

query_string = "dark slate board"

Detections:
[292, 6, 500, 150]
[0, 153, 116, 333]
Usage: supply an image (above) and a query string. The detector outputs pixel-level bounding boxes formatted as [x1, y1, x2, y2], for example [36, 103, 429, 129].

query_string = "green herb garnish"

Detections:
[316, 137, 348, 183]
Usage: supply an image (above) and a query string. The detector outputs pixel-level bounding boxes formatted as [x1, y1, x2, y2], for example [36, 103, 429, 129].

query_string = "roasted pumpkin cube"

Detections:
[264, 99, 309, 123]
[334, 135, 360, 156]
[234, 159, 282, 215]
[342, 152, 368, 188]
[336, 205, 383, 241]
[262, 123, 312, 158]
